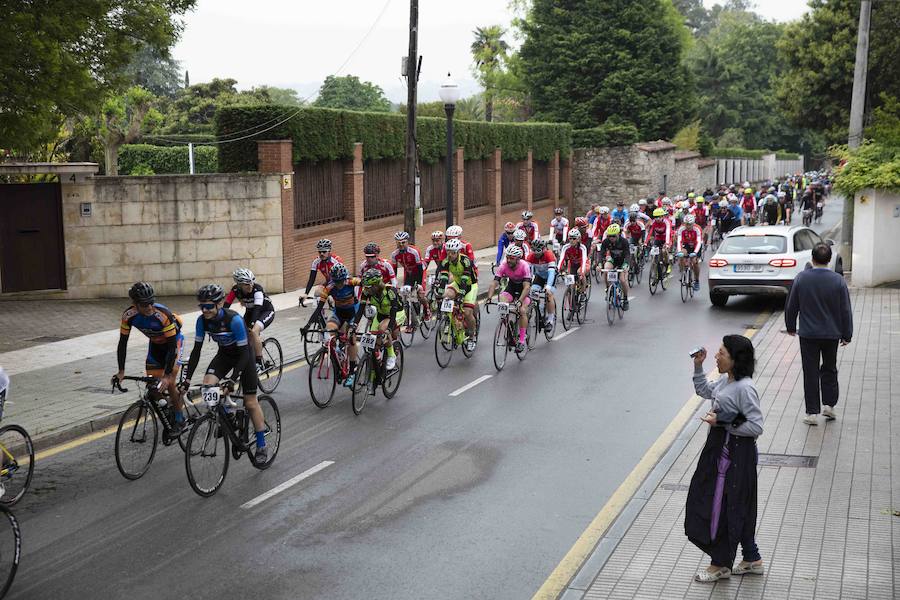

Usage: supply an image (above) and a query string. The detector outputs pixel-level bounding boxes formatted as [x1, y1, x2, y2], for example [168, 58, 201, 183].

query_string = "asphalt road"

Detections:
[9, 201, 843, 600]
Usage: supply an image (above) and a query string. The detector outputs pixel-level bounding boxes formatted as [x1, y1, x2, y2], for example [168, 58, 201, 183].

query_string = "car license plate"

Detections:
[734, 264, 763, 273]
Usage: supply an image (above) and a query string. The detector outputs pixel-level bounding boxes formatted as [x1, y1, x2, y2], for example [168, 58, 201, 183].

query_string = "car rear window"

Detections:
[718, 235, 787, 254]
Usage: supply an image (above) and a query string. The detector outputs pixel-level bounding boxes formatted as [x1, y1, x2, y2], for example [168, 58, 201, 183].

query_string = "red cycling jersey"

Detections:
[357, 258, 396, 285]
[645, 219, 672, 245]
[310, 254, 343, 282]
[439, 238, 479, 276]
[557, 243, 588, 274]
[741, 195, 756, 213]
[676, 224, 704, 253]
[526, 249, 556, 266]
[690, 205, 709, 227]
[516, 221, 540, 242]
[591, 216, 612, 240]
[625, 220, 646, 242]
[423, 243, 443, 270]
[390, 245, 425, 276]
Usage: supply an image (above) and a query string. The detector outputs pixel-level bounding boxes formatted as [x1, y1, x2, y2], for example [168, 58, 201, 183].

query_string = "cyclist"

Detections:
[115, 282, 186, 433]
[592, 206, 613, 240]
[516, 210, 540, 242]
[691, 196, 710, 246]
[760, 193, 780, 225]
[390, 231, 431, 323]
[357, 242, 397, 286]
[724, 195, 743, 234]
[573, 216, 592, 250]
[300, 238, 343, 303]
[611, 200, 629, 225]
[224, 268, 276, 371]
[445, 225, 476, 264]
[550, 208, 569, 246]
[353, 268, 404, 371]
[486, 245, 533, 353]
[312, 264, 361, 387]
[525, 238, 558, 331]
[634, 201, 651, 223]
[598, 223, 630, 310]
[511, 227, 531, 256]
[496, 221, 517, 265]
[645, 207, 673, 276]
[424, 230, 445, 272]
[435, 238, 479, 352]
[625, 209, 646, 257]
[557, 228, 589, 293]
[676, 214, 704, 291]
[778, 190, 791, 224]
[740, 188, 757, 226]
[183, 284, 268, 463]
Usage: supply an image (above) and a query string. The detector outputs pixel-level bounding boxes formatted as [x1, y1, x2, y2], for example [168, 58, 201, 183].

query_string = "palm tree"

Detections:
[470, 25, 510, 122]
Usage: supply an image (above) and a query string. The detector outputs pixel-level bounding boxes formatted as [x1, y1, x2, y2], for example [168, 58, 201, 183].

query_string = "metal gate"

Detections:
[0, 183, 67, 292]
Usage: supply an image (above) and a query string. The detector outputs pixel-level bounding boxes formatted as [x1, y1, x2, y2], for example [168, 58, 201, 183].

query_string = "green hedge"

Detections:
[572, 123, 640, 148]
[830, 143, 900, 196]
[775, 151, 801, 160]
[214, 106, 572, 172]
[710, 148, 800, 160]
[118, 144, 218, 175]
[136, 133, 218, 146]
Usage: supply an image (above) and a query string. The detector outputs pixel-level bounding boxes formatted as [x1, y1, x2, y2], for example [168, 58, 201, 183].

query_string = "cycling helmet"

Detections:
[531, 238, 546, 252]
[768, 186, 776, 193]
[684, 214, 696, 225]
[599, 206, 610, 214]
[719, 199, 729, 208]
[316, 238, 332, 252]
[363, 242, 380, 256]
[696, 196, 705, 203]
[638, 199, 647, 206]
[616, 200, 625, 206]
[687, 192, 696, 199]
[568, 229, 582, 241]
[394, 231, 410, 241]
[513, 229, 527, 241]
[129, 281, 155, 303]
[446, 225, 463, 238]
[445, 238, 463, 252]
[629, 203, 640, 213]
[744, 188, 753, 195]
[330, 263, 349, 281]
[432, 230, 444, 241]
[653, 208, 666, 218]
[506, 245, 524, 259]
[361, 268, 383, 286]
[554, 207, 564, 215]
[197, 283, 225, 303]
[504, 221, 516, 233]
[521, 210, 533, 220]
[574, 217, 588, 228]
[662, 197, 672, 206]
[232, 268, 255, 285]
[606, 224, 621, 236]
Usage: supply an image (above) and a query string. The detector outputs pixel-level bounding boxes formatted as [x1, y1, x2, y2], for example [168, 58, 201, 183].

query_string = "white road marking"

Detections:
[551, 327, 580, 341]
[240, 460, 335, 509]
[449, 374, 493, 397]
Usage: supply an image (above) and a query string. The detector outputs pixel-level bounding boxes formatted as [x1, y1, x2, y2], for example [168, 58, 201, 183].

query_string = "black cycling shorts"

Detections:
[244, 300, 276, 331]
[403, 270, 423, 288]
[206, 349, 257, 395]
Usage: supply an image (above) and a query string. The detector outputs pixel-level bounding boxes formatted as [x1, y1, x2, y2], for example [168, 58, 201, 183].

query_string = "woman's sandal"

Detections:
[732, 561, 765, 575]
[694, 567, 731, 582]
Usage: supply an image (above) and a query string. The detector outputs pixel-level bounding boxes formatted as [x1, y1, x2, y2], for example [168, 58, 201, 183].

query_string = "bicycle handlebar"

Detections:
[111, 375, 161, 394]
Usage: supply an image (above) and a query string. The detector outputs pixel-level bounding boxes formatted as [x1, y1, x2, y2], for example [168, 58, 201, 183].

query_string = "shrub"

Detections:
[830, 142, 900, 196]
[117, 144, 218, 174]
[571, 122, 640, 148]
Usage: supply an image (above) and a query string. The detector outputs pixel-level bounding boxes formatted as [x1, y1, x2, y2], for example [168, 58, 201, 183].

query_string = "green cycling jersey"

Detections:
[436, 254, 475, 291]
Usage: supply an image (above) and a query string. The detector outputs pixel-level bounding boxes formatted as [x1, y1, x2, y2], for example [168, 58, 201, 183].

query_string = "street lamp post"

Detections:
[439, 73, 460, 229]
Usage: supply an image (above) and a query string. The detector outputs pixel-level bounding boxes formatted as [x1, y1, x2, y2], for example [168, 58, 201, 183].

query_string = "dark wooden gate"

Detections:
[0, 183, 66, 292]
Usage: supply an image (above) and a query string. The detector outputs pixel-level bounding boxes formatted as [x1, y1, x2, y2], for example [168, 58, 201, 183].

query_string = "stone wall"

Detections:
[61, 174, 284, 298]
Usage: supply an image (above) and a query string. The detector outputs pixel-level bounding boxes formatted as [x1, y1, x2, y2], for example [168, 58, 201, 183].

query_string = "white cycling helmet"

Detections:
[684, 214, 696, 225]
[638, 198, 647, 206]
[777, 191, 786, 198]
[719, 199, 729, 208]
[662, 197, 673, 206]
[506, 245, 524, 258]
[445, 238, 463, 252]
[446, 225, 463, 238]
[629, 203, 640, 212]
[513, 228, 527, 241]
[568, 229, 581, 241]
[599, 206, 610, 214]
[232, 267, 255, 285]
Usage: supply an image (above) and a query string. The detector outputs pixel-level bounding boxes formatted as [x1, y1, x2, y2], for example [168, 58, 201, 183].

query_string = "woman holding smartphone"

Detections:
[686, 335, 765, 582]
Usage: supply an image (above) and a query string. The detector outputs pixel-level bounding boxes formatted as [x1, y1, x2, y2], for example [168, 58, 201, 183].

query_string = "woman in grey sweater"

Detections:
[685, 334, 765, 582]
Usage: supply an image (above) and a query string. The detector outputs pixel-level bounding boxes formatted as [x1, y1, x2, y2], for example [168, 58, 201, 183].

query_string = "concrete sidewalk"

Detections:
[561, 287, 899, 599]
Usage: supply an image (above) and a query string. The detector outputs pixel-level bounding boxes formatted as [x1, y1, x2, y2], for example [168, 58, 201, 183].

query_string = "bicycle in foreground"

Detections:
[648, 245, 668, 295]
[627, 242, 644, 287]
[350, 322, 404, 415]
[308, 329, 355, 410]
[112, 375, 204, 481]
[183, 379, 281, 497]
[526, 285, 556, 346]
[0, 386, 33, 506]
[0, 504, 20, 599]
[561, 274, 589, 329]
[255, 336, 283, 393]
[677, 252, 698, 303]
[398, 283, 434, 347]
[602, 269, 626, 326]
[434, 293, 481, 368]
[486, 299, 531, 371]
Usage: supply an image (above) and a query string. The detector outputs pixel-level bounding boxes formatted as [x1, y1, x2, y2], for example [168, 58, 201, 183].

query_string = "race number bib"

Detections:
[441, 298, 454, 313]
[201, 386, 220, 408]
[529, 287, 543, 300]
[427, 274, 435, 286]
[498, 302, 510, 316]
[400, 285, 412, 294]
[650, 246, 660, 256]
[565, 274, 575, 286]
[607, 271, 618, 283]
[359, 333, 377, 351]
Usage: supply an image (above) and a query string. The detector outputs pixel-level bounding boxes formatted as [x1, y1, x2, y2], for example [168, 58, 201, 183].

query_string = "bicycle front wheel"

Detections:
[302, 318, 326, 363]
[382, 342, 404, 399]
[257, 337, 283, 393]
[0, 425, 34, 505]
[114, 401, 158, 481]
[606, 287, 615, 326]
[249, 396, 281, 470]
[492, 320, 509, 372]
[399, 301, 416, 348]
[308, 348, 337, 408]
[681, 272, 689, 302]
[527, 304, 539, 350]
[562, 287, 575, 330]
[185, 413, 229, 497]
[434, 315, 454, 368]
[649, 259, 659, 295]
[352, 357, 373, 415]
[0, 506, 20, 598]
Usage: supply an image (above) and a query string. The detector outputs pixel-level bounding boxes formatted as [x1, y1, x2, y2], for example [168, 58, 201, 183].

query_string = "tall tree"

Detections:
[519, 0, 695, 139]
[0, 0, 195, 154]
[95, 87, 162, 175]
[159, 78, 272, 134]
[470, 25, 510, 122]
[121, 44, 184, 98]
[313, 75, 391, 112]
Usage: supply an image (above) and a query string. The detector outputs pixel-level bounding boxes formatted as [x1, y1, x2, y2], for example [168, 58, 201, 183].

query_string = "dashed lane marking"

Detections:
[550, 327, 580, 341]
[448, 375, 493, 397]
[240, 460, 335, 510]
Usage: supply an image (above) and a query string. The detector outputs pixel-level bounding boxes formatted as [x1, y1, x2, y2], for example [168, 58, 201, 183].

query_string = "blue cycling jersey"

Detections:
[496, 233, 513, 264]
[611, 208, 629, 224]
[194, 308, 248, 349]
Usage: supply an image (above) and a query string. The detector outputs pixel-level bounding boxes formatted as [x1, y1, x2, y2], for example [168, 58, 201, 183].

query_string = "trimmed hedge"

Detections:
[710, 148, 801, 160]
[214, 106, 572, 172]
[136, 133, 218, 146]
[572, 123, 640, 148]
[775, 151, 801, 160]
[118, 144, 218, 175]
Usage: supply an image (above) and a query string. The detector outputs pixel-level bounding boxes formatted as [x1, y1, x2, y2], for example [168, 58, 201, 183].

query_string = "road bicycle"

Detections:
[434, 292, 481, 368]
[802, 208, 813, 227]
[183, 379, 281, 497]
[526, 284, 556, 347]
[398, 284, 433, 347]
[486, 299, 530, 371]
[308, 329, 355, 409]
[112, 375, 204, 481]
[602, 269, 626, 326]
[648, 245, 668, 295]
[300, 301, 328, 363]
[0, 387, 33, 506]
[561, 273, 589, 329]
[628, 242, 644, 287]
[350, 322, 404, 415]
[255, 336, 283, 393]
[0, 504, 20, 598]
[678, 252, 698, 303]
[814, 202, 823, 223]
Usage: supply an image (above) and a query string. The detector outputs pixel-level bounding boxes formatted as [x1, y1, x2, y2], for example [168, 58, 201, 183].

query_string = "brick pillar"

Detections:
[561, 154, 573, 217]
[522, 150, 533, 213]
[344, 143, 365, 269]
[454, 147, 465, 228]
[487, 148, 502, 234]
[550, 151, 560, 209]
[257, 140, 294, 290]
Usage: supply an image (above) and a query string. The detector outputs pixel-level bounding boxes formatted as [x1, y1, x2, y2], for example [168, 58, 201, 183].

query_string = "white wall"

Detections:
[852, 188, 900, 287]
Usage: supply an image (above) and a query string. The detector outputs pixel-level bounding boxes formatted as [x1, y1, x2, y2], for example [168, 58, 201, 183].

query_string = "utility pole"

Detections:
[843, 0, 871, 270]
[402, 0, 419, 244]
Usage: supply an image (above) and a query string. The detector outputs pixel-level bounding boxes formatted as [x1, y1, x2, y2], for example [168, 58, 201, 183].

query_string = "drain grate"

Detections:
[27, 335, 69, 343]
[93, 404, 123, 410]
[660, 483, 690, 492]
[758, 453, 817, 468]
[76, 386, 112, 395]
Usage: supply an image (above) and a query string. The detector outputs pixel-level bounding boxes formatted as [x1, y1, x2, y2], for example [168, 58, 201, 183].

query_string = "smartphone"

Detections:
[689, 346, 704, 358]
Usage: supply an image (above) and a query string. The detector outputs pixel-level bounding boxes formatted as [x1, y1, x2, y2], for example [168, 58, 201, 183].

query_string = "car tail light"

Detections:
[768, 258, 797, 267]
[709, 258, 728, 267]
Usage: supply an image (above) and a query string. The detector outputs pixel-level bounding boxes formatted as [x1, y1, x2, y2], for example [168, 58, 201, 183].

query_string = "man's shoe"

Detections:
[385, 355, 397, 371]
[623, 299, 630, 311]
[254, 445, 268, 464]
[822, 406, 836, 421]
[168, 419, 183, 437]
[343, 374, 355, 388]
[803, 414, 818, 426]
[515, 341, 526, 354]
[693, 281, 700, 291]
[465, 340, 477, 353]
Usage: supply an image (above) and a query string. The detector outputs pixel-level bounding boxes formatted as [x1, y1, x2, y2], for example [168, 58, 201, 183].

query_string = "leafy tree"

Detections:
[776, 0, 900, 146]
[95, 87, 163, 175]
[866, 93, 900, 147]
[400, 97, 484, 121]
[471, 25, 511, 122]
[519, 0, 695, 139]
[159, 78, 272, 134]
[313, 75, 391, 112]
[252, 86, 305, 107]
[0, 0, 196, 154]
[672, 120, 702, 151]
[717, 128, 746, 148]
[121, 44, 184, 98]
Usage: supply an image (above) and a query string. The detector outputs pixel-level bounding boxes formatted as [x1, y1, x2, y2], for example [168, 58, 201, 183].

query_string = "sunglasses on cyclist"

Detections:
[198, 303, 217, 310]
[136, 301, 154, 308]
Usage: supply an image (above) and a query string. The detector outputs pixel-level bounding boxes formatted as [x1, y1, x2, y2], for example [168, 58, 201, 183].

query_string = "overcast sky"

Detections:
[171, 0, 812, 104]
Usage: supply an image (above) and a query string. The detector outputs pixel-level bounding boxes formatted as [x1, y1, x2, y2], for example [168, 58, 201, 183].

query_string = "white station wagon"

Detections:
[707, 225, 843, 307]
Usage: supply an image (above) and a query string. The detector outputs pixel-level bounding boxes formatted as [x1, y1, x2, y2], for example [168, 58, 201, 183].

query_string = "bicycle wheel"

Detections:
[681, 271, 689, 302]
[434, 315, 454, 368]
[492, 320, 509, 372]
[249, 396, 281, 470]
[562, 287, 575, 330]
[308, 348, 337, 408]
[352, 357, 373, 415]
[382, 341, 404, 399]
[419, 300, 435, 339]
[543, 299, 556, 340]
[527, 304, 540, 350]
[648, 258, 659, 295]
[185, 413, 229, 497]
[660, 261, 668, 290]
[617, 286, 625, 319]
[114, 401, 158, 481]
[576, 290, 588, 324]
[0, 506, 20, 598]
[399, 301, 415, 348]
[257, 337, 283, 393]
[0, 425, 34, 505]
[606, 287, 615, 326]
[592, 256, 602, 284]
[302, 318, 326, 363]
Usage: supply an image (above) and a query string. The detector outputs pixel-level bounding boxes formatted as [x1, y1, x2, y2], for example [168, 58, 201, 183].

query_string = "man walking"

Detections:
[784, 243, 852, 425]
